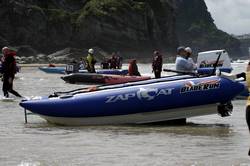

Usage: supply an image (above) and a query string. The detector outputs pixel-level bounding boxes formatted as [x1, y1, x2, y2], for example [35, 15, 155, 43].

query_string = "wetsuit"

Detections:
[2, 54, 22, 98]
[152, 54, 163, 78]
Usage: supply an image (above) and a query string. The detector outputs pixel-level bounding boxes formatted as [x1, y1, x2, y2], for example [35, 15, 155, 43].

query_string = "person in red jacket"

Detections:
[152, 51, 163, 78]
[1, 47, 22, 98]
[128, 59, 141, 76]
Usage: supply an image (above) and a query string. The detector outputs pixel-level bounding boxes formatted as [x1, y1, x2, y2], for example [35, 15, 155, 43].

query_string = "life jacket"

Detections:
[2, 54, 17, 76]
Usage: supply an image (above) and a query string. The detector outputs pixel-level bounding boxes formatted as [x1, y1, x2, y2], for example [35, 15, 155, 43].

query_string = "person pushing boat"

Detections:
[152, 50, 163, 78]
[86, 48, 96, 73]
[1, 47, 22, 98]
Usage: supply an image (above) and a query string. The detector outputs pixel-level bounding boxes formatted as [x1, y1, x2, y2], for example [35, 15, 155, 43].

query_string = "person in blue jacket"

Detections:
[175, 46, 195, 72]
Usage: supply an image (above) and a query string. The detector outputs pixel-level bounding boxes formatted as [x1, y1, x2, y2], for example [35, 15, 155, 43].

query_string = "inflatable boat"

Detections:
[39, 67, 65, 74]
[20, 74, 245, 126]
[39, 66, 128, 75]
[61, 73, 151, 85]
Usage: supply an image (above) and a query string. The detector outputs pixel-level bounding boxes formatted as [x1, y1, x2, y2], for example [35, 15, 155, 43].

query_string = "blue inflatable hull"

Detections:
[20, 76, 244, 125]
[39, 67, 128, 75]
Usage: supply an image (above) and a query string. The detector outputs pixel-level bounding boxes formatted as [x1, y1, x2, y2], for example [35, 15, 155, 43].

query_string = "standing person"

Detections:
[1, 47, 22, 98]
[116, 52, 123, 69]
[86, 48, 96, 73]
[128, 59, 141, 76]
[246, 62, 250, 156]
[185, 47, 197, 70]
[152, 51, 163, 78]
[109, 53, 117, 69]
[175, 46, 195, 72]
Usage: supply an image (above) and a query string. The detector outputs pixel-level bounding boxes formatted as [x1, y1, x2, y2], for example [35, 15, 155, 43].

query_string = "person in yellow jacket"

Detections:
[246, 62, 250, 156]
[86, 48, 96, 73]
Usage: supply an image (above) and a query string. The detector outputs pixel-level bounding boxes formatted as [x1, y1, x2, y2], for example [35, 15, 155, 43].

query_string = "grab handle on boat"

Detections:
[163, 69, 199, 77]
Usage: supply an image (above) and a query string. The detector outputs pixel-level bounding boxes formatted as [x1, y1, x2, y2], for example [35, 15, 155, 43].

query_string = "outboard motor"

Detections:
[65, 60, 79, 74]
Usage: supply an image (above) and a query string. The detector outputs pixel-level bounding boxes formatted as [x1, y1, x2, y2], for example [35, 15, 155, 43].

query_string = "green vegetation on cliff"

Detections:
[0, 0, 244, 60]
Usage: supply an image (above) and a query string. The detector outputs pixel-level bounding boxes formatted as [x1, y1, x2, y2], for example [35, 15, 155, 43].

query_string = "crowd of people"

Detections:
[0, 45, 196, 99]
[101, 52, 123, 70]
[64, 46, 196, 77]
[65, 49, 123, 74]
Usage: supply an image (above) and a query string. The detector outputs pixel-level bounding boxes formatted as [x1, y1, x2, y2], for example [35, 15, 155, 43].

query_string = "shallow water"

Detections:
[0, 63, 250, 166]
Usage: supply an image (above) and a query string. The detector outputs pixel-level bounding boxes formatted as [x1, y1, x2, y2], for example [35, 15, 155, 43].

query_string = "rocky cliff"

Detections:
[0, 0, 243, 62]
[175, 0, 242, 57]
[0, 0, 178, 60]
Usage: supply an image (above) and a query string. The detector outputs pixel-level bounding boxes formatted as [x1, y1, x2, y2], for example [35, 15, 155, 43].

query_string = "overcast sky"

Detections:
[204, 0, 250, 35]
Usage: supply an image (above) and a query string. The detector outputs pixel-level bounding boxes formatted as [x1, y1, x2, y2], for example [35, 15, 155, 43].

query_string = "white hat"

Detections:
[2, 46, 9, 54]
[88, 48, 94, 54]
[185, 47, 192, 54]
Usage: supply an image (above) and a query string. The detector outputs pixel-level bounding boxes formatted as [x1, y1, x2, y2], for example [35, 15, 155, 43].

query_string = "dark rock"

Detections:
[17, 45, 37, 57]
[47, 47, 108, 63]
[175, 0, 243, 57]
[0, 36, 9, 48]
[0, 0, 244, 61]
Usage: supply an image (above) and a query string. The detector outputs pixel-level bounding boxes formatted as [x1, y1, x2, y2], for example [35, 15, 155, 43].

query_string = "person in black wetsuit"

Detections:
[1, 47, 22, 98]
[152, 51, 163, 78]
